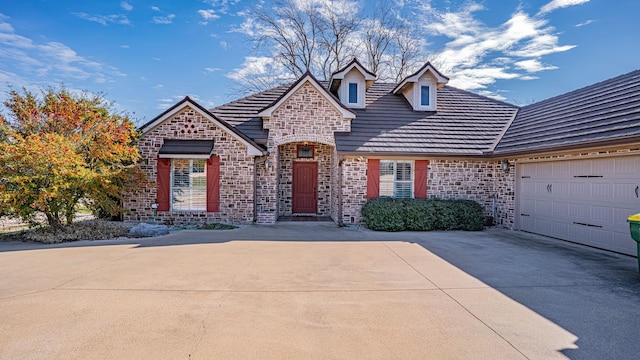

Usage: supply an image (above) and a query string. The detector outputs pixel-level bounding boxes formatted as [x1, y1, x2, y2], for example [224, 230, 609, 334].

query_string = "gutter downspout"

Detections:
[337, 155, 345, 227]
[253, 156, 268, 223]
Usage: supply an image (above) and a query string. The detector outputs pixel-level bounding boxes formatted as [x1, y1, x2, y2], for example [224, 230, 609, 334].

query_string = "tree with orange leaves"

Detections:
[0, 87, 145, 227]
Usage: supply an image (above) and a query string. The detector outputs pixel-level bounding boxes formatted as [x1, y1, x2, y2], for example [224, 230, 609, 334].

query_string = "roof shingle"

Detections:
[494, 70, 640, 154]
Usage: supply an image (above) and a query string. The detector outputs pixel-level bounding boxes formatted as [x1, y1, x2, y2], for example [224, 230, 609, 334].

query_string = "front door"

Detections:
[292, 162, 317, 214]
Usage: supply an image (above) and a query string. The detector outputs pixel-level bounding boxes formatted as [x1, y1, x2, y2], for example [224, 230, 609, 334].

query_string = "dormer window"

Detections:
[393, 62, 449, 112]
[348, 83, 358, 104]
[329, 58, 377, 109]
[420, 86, 430, 107]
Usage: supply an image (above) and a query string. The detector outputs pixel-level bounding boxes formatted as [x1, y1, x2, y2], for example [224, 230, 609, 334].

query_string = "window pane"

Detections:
[394, 182, 412, 198]
[379, 160, 413, 199]
[348, 83, 358, 103]
[172, 159, 207, 211]
[396, 162, 412, 181]
[421, 85, 430, 106]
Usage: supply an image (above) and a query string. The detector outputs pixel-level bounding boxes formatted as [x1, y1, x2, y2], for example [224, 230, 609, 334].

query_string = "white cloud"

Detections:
[151, 6, 161, 12]
[514, 59, 558, 72]
[539, 0, 590, 15]
[120, 44, 130, 49]
[73, 12, 131, 26]
[0, 14, 125, 88]
[576, 19, 595, 27]
[417, 2, 582, 98]
[198, 9, 220, 24]
[152, 14, 175, 24]
[219, 40, 228, 50]
[121, 1, 133, 11]
[204, 67, 222, 73]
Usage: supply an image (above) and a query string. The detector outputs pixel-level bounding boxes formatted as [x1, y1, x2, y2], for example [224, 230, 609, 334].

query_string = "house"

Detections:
[125, 59, 640, 256]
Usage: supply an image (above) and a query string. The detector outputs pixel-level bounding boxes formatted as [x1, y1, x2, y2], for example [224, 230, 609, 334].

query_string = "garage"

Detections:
[517, 155, 640, 256]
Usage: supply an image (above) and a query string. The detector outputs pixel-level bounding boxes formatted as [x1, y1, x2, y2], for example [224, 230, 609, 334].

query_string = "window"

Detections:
[297, 144, 314, 158]
[348, 83, 358, 103]
[420, 85, 430, 106]
[379, 160, 413, 198]
[171, 159, 207, 211]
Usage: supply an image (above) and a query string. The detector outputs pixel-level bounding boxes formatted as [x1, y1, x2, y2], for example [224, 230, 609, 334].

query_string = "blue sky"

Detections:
[0, 0, 638, 126]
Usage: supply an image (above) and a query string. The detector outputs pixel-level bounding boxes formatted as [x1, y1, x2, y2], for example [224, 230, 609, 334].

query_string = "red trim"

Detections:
[157, 157, 171, 211]
[206, 155, 220, 212]
[414, 160, 428, 199]
[366, 159, 380, 200]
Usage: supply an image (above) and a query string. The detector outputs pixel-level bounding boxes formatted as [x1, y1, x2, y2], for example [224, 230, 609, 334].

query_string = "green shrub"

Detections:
[361, 198, 405, 231]
[450, 200, 484, 231]
[404, 199, 437, 231]
[362, 198, 484, 232]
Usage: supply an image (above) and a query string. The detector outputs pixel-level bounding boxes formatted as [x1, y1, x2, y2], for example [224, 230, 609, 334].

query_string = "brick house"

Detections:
[125, 59, 640, 256]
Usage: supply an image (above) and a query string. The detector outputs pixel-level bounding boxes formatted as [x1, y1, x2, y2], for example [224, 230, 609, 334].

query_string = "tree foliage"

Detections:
[238, 0, 427, 91]
[0, 87, 145, 227]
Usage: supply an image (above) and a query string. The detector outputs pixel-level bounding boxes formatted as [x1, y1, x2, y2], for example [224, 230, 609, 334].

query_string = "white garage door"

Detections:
[518, 156, 640, 256]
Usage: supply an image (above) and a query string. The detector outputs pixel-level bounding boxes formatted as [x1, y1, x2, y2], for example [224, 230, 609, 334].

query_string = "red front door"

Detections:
[292, 162, 317, 214]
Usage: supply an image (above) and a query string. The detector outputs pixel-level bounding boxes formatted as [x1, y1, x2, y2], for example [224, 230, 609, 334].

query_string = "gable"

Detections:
[140, 97, 265, 157]
[393, 62, 449, 112]
[258, 73, 356, 120]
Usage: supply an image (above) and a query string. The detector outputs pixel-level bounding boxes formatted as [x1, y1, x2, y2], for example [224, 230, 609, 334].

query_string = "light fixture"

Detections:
[501, 159, 510, 173]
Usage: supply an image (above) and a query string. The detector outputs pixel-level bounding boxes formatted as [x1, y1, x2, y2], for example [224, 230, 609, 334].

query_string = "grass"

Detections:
[198, 223, 238, 230]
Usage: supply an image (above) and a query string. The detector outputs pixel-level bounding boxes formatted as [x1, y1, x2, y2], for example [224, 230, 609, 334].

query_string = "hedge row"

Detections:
[361, 198, 485, 232]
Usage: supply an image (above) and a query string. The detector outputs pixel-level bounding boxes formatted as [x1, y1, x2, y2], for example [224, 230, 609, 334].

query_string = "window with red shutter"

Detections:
[206, 155, 220, 212]
[156, 157, 171, 211]
[366, 159, 380, 199]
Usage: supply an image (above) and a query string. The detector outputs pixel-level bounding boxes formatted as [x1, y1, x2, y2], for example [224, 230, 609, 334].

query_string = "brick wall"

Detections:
[278, 142, 333, 216]
[340, 157, 368, 224]
[256, 81, 349, 223]
[124, 105, 255, 225]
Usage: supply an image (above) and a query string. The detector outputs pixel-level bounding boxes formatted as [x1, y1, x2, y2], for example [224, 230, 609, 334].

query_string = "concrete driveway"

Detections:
[1, 224, 639, 359]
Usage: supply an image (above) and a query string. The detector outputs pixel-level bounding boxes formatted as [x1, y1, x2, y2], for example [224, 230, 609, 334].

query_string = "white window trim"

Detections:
[348, 82, 358, 104]
[171, 159, 207, 212]
[414, 76, 437, 111]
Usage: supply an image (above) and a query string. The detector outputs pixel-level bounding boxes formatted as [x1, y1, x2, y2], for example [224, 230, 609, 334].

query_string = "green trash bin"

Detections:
[626, 213, 640, 272]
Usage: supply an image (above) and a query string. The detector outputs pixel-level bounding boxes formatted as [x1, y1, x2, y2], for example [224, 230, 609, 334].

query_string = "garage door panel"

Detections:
[591, 183, 612, 199]
[535, 199, 552, 214]
[590, 205, 612, 224]
[518, 156, 640, 256]
[568, 182, 589, 197]
[552, 202, 568, 217]
[591, 158, 614, 174]
[614, 157, 640, 175]
[613, 183, 638, 200]
[552, 162, 573, 177]
[551, 221, 569, 238]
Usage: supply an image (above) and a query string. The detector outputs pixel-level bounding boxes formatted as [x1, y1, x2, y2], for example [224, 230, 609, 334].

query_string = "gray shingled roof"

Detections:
[159, 139, 214, 155]
[494, 69, 640, 155]
[336, 83, 518, 155]
[210, 84, 291, 143]
[211, 81, 518, 155]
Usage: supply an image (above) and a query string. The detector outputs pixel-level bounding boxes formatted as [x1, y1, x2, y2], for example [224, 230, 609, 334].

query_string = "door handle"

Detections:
[636, 186, 639, 198]
[549, 184, 552, 193]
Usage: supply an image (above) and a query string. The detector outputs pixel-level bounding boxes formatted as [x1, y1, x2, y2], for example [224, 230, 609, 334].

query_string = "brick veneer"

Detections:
[123, 105, 255, 225]
[278, 142, 333, 216]
[255, 81, 350, 223]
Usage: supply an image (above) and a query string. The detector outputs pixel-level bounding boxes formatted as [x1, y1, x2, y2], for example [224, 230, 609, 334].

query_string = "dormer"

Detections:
[393, 62, 449, 112]
[329, 58, 376, 109]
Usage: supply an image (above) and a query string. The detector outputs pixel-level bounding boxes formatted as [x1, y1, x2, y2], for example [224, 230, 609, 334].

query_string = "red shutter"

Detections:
[207, 155, 220, 212]
[367, 159, 380, 200]
[414, 160, 428, 199]
[157, 157, 171, 211]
